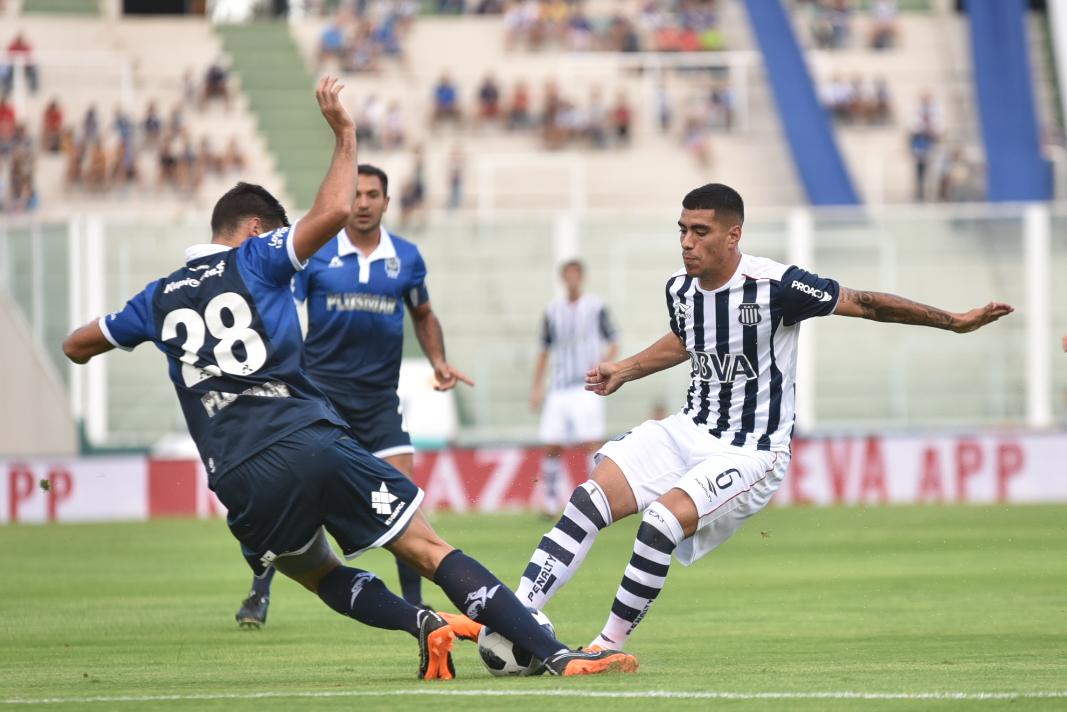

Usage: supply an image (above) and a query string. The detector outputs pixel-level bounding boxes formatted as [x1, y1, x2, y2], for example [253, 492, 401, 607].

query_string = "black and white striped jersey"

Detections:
[666, 253, 840, 453]
[540, 294, 618, 391]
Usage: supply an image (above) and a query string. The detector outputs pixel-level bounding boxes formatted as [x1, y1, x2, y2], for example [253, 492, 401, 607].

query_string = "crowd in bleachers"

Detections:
[316, 0, 417, 73]
[0, 29, 252, 214]
[798, 0, 900, 51]
[821, 75, 893, 125]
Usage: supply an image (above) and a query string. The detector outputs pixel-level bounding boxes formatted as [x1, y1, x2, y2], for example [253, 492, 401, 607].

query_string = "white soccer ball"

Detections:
[477, 607, 555, 677]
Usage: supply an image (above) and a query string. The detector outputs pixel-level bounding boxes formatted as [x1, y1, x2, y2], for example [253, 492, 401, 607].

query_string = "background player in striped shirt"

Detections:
[61, 78, 637, 680]
[234, 164, 471, 626]
[530, 260, 618, 515]
[516, 183, 1013, 651]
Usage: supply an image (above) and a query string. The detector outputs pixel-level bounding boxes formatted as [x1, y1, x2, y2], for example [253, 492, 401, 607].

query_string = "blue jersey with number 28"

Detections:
[99, 224, 346, 481]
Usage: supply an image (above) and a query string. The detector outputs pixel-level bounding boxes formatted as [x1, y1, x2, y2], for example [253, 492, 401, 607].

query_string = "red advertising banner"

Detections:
[2, 433, 1065, 524]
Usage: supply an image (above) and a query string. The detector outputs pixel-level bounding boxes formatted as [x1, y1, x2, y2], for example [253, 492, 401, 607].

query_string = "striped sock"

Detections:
[517, 480, 612, 610]
[590, 501, 682, 650]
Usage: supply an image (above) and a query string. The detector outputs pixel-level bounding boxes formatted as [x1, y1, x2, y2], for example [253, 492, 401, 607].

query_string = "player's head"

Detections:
[678, 183, 744, 278]
[560, 259, 584, 297]
[351, 164, 390, 236]
[210, 182, 289, 245]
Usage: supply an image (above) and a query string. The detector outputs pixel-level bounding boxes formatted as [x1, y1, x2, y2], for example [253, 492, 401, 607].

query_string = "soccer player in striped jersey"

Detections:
[62, 78, 637, 679]
[516, 183, 1013, 650]
[530, 260, 618, 515]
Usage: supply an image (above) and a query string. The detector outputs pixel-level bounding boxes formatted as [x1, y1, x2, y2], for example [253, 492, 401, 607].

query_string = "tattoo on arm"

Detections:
[840, 288, 957, 330]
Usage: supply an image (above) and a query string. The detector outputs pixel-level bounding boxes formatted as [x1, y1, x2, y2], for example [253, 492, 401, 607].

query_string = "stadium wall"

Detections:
[2, 432, 1066, 524]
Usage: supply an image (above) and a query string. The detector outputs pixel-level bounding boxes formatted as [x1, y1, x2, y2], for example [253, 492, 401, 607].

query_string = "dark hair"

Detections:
[358, 164, 389, 197]
[210, 182, 289, 236]
[560, 259, 584, 275]
[682, 183, 744, 226]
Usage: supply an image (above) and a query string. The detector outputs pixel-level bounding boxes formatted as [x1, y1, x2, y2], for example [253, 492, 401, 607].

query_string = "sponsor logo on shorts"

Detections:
[696, 468, 740, 502]
[383, 500, 407, 526]
[371, 483, 398, 515]
[465, 584, 500, 619]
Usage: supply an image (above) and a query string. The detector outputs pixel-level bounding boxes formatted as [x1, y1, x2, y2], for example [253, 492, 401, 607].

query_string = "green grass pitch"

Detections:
[2, 506, 1065, 711]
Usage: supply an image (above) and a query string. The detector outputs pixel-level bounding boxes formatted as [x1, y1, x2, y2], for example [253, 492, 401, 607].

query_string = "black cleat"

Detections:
[417, 609, 457, 680]
[235, 592, 269, 629]
[543, 647, 639, 676]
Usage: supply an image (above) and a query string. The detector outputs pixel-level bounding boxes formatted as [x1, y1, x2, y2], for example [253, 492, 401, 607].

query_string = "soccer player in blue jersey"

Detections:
[516, 183, 1013, 652]
[62, 77, 637, 679]
[234, 163, 472, 626]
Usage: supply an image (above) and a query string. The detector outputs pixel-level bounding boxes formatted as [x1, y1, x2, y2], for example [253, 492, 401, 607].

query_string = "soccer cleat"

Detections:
[436, 611, 483, 642]
[417, 610, 457, 680]
[235, 592, 269, 629]
[543, 648, 639, 677]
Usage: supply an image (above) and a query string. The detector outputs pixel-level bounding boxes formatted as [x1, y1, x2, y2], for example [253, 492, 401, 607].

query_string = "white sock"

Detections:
[590, 501, 682, 650]
[517, 480, 612, 610]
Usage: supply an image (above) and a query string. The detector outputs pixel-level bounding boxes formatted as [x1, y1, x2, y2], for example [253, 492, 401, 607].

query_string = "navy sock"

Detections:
[396, 559, 424, 606]
[433, 550, 566, 662]
[251, 567, 275, 597]
[318, 566, 420, 637]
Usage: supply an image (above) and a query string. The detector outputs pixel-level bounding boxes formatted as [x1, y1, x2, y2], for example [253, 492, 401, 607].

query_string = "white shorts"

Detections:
[598, 412, 788, 566]
[539, 386, 606, 445]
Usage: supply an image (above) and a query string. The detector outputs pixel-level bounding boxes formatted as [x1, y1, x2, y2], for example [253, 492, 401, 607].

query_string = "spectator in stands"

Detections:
[587, 87, 608, 148]
[319, 16, 348, 68]
[811, 0, 853, 49]
[142, 101, 163, 149]
[655, 82, 673, 134]
[447, 144, 465, 209]
[111, 137, 140, 193]
[202, 58, 231, 110]
[157, 138, 180, 191]
[198, 136, 222, 177]
[0, 97, 15, 157]
[870, 77, 892, 124]
[506, 80, 531, 130]
[221, 137, 247, 174]
[868, 0, 898, 50]
[477, 74, 501, 123]
[344, 22, 380, 73]
[82, 105, 100, 143]
[567, 8, 595, 51]
[909, 127, 934, 202]
[167, 105, 184, 137]
[399, 145, 426, 225]
[84, 140, 108, 193]
[383, 101, 406, 149]
[181, 69, 197, 106]
[936, 147, 972, 202]
[113, 106, 134, 144]
[9, 139, 37, 212]
[41, 99, 62, 153]
[611, 91, 633, 145]
[3, 32, 39, 95]
[62, 129, 83, 190]
[432, 73, 461, 125]
[708, 82, 733, 130]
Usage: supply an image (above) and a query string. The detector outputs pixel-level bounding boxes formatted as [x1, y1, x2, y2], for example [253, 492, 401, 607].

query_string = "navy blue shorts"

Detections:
[327, 388, 413, 459]
[211, 421, 423, 577]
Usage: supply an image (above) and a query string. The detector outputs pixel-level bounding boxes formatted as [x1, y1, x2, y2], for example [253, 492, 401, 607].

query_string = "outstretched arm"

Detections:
[586, 331, 689, 396]
[834, 287, 1013, 333]
[409, 301, 473, 391]
[63, 320, 113, 364]
[291, 76, 358, 264]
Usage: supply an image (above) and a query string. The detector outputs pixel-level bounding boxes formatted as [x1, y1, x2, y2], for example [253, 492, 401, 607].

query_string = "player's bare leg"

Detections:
[384, 451, 429, 607]
[388, 510, 638, 676]
[517, 456, 638, 610]
[588, 487, 698, 650]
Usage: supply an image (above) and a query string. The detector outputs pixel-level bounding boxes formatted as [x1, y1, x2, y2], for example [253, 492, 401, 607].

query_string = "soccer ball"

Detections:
[477, 608, 555, 677]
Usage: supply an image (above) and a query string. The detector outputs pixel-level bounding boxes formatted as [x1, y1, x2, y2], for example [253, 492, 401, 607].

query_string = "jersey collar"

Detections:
[184, 243, 231, 263]
[337, 226, 397, 262]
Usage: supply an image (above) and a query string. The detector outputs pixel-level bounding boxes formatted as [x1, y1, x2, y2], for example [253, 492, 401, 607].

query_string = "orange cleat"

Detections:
[544, 648, 639, 676]
[417, 610, 456, 680]
[437, 611, 484, 643]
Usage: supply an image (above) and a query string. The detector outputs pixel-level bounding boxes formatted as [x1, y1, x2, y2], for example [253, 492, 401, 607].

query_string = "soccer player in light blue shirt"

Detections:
[235, 164, 473, 624]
